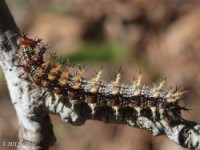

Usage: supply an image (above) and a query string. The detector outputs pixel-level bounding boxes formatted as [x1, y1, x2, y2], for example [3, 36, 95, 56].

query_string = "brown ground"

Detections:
[1, 0, 200, 150]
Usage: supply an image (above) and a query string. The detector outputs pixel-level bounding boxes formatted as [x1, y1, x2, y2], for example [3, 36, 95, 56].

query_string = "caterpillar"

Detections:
[16, 33, 189, 126]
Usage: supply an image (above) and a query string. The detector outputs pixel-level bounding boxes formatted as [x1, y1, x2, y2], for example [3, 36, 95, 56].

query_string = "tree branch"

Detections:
[0, 0, 57, 149]
[45, 93, 200, 149]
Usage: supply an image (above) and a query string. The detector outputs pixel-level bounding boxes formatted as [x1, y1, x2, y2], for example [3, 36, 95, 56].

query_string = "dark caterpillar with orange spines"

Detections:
[16, 33, 189, 125]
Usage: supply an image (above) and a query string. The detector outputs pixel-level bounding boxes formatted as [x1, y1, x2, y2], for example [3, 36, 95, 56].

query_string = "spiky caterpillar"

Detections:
[16, 33, 189, 127]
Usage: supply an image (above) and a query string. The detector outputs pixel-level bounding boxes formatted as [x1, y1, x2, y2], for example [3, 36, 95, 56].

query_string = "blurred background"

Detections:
[1, 0, 200, 149]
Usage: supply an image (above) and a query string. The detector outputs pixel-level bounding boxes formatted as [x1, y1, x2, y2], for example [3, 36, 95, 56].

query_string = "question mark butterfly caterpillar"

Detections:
[16, 33, 190, 128]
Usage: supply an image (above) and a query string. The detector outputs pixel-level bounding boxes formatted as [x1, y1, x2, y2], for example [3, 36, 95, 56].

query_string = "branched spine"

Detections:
[17, 34, 199, 150]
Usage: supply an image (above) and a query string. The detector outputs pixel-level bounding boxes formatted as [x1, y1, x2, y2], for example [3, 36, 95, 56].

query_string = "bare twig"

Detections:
[0, 0, 56, 149]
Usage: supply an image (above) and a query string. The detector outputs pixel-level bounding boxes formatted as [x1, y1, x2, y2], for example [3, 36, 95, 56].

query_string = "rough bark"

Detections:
[0, 0, 200, 150]
[0, 0, 56, 149]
